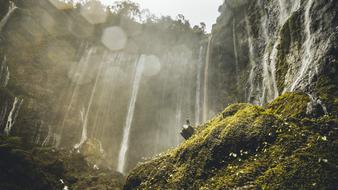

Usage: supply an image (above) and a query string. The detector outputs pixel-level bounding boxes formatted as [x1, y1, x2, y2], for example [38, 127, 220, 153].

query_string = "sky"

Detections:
[100, 0, 223, 32]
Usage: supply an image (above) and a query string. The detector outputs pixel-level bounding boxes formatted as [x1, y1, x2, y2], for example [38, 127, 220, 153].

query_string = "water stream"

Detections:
[0, 56, 10, 88]
[290, 0, 314, 91]
[202, 36, 212, 122]
[117, 55, 145, 173]
[4, 97, 23, 136]
[195, 46, 203, 125]
[0, 1, 17, 32]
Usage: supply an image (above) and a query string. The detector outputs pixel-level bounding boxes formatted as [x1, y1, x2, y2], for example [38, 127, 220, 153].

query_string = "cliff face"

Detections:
[207, 0, 337, 114]
[0, 0, 204, 173]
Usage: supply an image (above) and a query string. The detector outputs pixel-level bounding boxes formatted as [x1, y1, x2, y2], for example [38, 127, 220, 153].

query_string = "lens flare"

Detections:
[101, 26, 128, 51]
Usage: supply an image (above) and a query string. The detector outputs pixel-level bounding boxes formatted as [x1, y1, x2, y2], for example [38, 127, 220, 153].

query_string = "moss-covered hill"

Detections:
[0, 136, 124, 190]
[124, 92, 338, 190]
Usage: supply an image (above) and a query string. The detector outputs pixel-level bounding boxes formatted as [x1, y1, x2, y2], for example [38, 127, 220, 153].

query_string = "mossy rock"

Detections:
[0, 136, 125, 190]
[124, 92, 338, 190]
[266, 92, 310, 119]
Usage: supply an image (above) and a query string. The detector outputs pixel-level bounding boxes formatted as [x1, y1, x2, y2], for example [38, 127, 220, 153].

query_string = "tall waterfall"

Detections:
[290, 0, 314, 91]
[260, 7, 278, 105]
[117, 55, 145, 173]
[42, 125, 52, 147]
[0, 1, 17, 32]
[0, 56, 10, 88]
[58, 47, 97, 147]
[232, 18, 240, 91]
[258, 0, 301, 104]
[245, 16, 259, 104]
[74, 52, 106, 149]
[195, 46, 203, 125]
[4, 97, 23, 136]
[202, 36, 212, 122]
[259, 0, 283, 104]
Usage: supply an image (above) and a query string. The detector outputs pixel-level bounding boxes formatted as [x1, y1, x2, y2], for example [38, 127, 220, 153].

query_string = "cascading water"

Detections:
[117, 55, 145, 173]
[4, 97, 23, 136]
[290, 0, 314, 91]
[259, 7, 277, 105]
[74, 52, 107, 149]
[195, 46, 203, 125]
[277, 1, 302, 94]
[202, 36, 212, 122]
[232, 18, 240, 91]
[42, 125, 52, 147]
[0, 56, 10, 88]
[259, 0, 287, 105]
[0, 105, 8, 130]
[0, 1, 17, 32]
[58, 47, 96, 147]
[245, 16, 259, 104]
[34, 120, 43, 145]
[175, 101, 182, 139]
[260, 0, 301, 104]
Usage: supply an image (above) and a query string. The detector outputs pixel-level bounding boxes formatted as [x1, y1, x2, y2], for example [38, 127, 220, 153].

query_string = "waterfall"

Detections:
[0, 105, 8, 130]
[0, 56, 10, 88]
[202, 36, 212, 122]
[195, 46, 203, 125]
[278, 0, 288, 23]
[58, 47, 96, 147]
[175, 102, 182, 142]
[117, 55, 145, 173]
[34, 120, 43, 145]
[232, 18, 240, 91]
[0, 1, 17, 32]
[42, 125, 52, 147]
[290, 0, 314, 91]
[4, 97, 23, 136]
[74, 52, 106, 149]
[260, 9, 275, 105]
[260, 13, 279, 104]
[245, 16, 258, 104]
[260, 0, 302, 103]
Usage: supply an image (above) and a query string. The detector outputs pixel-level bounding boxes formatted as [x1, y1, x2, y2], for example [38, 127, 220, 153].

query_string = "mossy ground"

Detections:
[124, 92, 338, 190]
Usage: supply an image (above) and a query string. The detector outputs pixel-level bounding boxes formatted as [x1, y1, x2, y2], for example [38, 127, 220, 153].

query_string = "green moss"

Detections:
[125, 92, 338, 190]
[267, 92, 310, 118]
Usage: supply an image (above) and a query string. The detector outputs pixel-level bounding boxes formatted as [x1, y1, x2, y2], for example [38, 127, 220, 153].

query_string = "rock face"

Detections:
[0, 0, 204, 172]
[124, 92, 338, 189]
[0, 136, 125, 190]
[206, 0, 337, 113]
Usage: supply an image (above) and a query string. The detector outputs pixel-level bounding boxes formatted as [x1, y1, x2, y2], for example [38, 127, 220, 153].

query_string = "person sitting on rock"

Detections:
[180, 119, 195, 140]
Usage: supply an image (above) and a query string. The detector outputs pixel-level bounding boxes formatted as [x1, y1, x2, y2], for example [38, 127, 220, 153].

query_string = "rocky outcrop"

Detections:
[124, 92, 338, 189]
[0, 136, 124, 190]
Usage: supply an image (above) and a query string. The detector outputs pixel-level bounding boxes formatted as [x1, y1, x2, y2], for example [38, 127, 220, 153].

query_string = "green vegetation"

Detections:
[124, 92, 338, 189]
